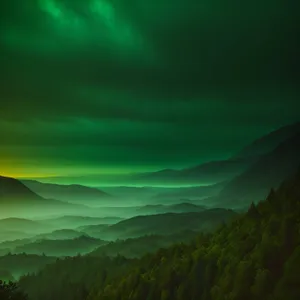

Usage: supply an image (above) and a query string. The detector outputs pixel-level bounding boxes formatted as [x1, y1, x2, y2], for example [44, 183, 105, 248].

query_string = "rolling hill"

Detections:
[35, 229, 86, 240]
[89, 230, 199, 258]
[0, 218, 54, 242]
[135, 203, 207, 215]
[12, 236, 107, 257]
[97, 208, 237, 240]
[39, 215, 123, 229]
[0, 218, 53, 233]
[77, 224, 110, 239]
[150, 182, 226, 203]
[22, 180, 113, 206]
[0, 229, 90, 254]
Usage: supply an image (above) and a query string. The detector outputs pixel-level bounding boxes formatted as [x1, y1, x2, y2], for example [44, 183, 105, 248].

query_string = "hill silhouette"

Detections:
[150, 182, 226, 203]
[218, 131, 300, 208]
[39, 215, 123, 230]
[98, 208, 237, 240]
[132, 122, 300, 186]
[0, 176, 90, 219]
[18, 169, 300, 300]
[89, 231, 199, 258]
[133, 158, 255, 185]
[0, 176, 42, 202]
[135, 203, 207, 215]
[22, 180, 113, 206]
[0, 218, 53, 234]
[12, 236, 107, 257]
[0, 253, 56, 280]
[233, 121, 300, 159]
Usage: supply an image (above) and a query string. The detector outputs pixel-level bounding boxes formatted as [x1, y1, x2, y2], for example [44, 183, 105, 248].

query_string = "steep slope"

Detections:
[22, 180, 113, 206]
[0, 176, 42, 202]
[218, 132, 300, 208]
[233, 121, 300, 159]
[132, 122, 300, 186]
[0, 176, 90, 218]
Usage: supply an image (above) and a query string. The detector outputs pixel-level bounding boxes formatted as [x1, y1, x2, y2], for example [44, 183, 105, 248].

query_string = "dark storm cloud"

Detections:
[0, 0, 300, 175]
[1, 0, 299, 103]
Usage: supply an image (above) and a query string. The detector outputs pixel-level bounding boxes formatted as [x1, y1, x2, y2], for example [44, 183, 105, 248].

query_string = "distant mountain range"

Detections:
[0, 176, 89, 218]
[22, 180, 113, 206]
[1, 121, 300, 222]
[216, 130, 300, 208]
[0, 218, 53, 234]
[233, 121, 300, 159]
[132, 158, 256, 185]
[40, 215, 123, 229]
[132, 122, 300, 185]
[150, 182, 226, 203]
[97, 208, 237, 240]
[12, 235, 107, 257]
[0, 231, 33, 244]
[135, 203, 207, 215]
[77, 224, 110, 239]
[0, 229, 90, 254]
[89, 230, 199, 258]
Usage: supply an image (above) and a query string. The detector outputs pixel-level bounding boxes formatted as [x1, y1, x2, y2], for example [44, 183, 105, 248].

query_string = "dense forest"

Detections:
[11, 170, 300, 300]
[0, 280, 28, 300]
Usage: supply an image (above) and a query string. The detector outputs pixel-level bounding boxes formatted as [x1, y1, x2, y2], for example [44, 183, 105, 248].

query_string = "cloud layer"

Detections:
[1, 0, 299, 178]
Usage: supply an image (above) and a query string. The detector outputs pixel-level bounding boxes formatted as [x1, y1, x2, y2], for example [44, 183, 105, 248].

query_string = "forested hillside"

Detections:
[87, 170, 300, 300]
[18, 170, 300, 300]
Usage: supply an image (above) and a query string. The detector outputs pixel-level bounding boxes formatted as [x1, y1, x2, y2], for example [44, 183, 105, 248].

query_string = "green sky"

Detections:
[0, 0, 299, 182]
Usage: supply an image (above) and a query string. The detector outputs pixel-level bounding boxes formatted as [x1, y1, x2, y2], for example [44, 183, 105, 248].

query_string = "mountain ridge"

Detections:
[217, 131, 300, 208]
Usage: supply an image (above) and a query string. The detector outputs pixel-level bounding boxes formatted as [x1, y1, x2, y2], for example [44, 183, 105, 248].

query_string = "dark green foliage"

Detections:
[89, 231, 198, 258]
[0, 269, 15, 282]
[0, 280, 28, 300]
[18, 171, 300, 300]
[86, 172, 300, 300]
[18, 255, 136, 300]
[0, 253, 56, 280]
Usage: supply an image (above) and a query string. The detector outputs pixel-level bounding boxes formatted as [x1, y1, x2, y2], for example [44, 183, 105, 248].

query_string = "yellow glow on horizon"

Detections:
[0, 157, 157, 180]
[0, 171, 59, 179]
[0, 166, 133, 180]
